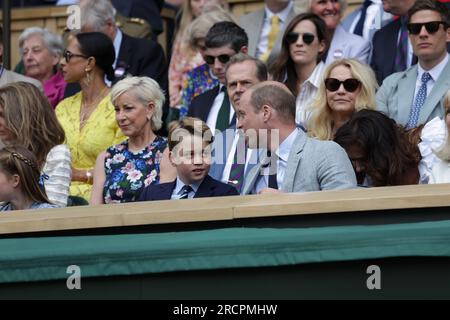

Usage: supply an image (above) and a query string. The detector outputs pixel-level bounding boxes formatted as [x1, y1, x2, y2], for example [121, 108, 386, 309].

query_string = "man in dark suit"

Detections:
[80, 0, 167, 89]
[371, 0, 417, 84]
[139, 117, 238, 201]
[112, 0, 163, 39]
[187, 22, 248, 135]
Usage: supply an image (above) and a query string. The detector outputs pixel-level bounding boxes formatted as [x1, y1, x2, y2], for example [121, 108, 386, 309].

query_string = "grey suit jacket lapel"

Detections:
[246, 10, 265, 57]
[281, 131, 307, 193]
[419, 59, 450, 123]
[267, 7, 296, 64]
[397, 65, 418, 125]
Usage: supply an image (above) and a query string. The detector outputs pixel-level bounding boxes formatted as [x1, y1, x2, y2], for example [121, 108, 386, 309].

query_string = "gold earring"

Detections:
[85, 69, 91, 85]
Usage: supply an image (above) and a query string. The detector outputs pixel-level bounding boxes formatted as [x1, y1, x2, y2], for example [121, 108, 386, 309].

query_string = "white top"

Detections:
[418, 116, 447, 183]
[221, 132, 254, 184]
[206, 85, 236, 135]
[429, 159, 450, 184]
[295, 61, 325, 127]
[413, 54, 450, 106]
[256, 1, 293, 58]
[348, 0, 388, 40]
[42, 144, 72, 207]
[254, 128, 298, 193]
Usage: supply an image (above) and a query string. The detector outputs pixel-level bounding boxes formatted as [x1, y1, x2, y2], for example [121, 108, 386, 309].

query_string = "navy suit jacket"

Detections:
[112, 0, 163, 36]
[138, 175, 239, 201]
[187, 85, 236, 127]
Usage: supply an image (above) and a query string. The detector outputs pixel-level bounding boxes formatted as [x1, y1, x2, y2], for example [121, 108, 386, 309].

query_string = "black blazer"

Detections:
[138, 175, 238, 201]
[187, 85, 236, 127]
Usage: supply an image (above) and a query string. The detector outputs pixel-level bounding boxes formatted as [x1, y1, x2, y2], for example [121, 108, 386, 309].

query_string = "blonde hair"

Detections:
[434, 90, 450, 161]
[0, 82, 65, 170]
[186, 6, 236, 51]
[307, 59, 378, 140]
[111, 76, 165, 131]
[0, 146, 52, 204]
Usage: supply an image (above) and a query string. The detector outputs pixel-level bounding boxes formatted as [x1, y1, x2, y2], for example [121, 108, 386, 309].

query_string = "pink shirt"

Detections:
[44, 71, 67, 108]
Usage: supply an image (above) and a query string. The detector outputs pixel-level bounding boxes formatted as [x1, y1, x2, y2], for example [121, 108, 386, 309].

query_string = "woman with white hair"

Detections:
[19, 27, 67, 108]
[90, 77, 177, 204]
[308, 0, 371, 64]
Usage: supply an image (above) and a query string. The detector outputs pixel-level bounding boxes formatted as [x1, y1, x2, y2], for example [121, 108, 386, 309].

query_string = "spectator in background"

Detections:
[91, 77, 176, 204]
[307, 59, 378, 140]
[240, 0, 296, 65]
[334, 109, 421, 187]
[270, 13, 327, 127]
[341, 0, 393, 41]
[56, 32, 126, 201]
[370, 0, 416, 84]
[0, 146, 59, 211]
[169, 0, 228, 110]
[0, 82, 71, 207]
[18, 27, 67, 108]
[176, 7, 236, 119]
[308, 0, 371, 64]
[0, 26, 43, 91]
[376, 0, 450, 128]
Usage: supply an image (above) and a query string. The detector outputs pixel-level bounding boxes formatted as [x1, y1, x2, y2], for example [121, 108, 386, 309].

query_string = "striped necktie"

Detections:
[228, 133, 247, 193]
[394, 17, 409, 72]
[179, 185, 193, 199]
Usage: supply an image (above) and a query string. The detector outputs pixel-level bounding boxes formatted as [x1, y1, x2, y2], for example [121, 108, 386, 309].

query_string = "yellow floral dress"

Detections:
[56, 92, 126, 201]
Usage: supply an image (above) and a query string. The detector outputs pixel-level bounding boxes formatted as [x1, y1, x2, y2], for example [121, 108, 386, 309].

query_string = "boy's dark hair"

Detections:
[205, 21, 248, 52]
[408, 0, 450, 25]
[168, 117, 214, 151]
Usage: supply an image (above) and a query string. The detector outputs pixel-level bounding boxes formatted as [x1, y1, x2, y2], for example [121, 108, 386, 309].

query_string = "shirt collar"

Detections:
[417, 53, 449, 82]
[304, 61, 326, 88]
[275, 128, 298, 162]
[175, 177, 201, 195]
[113, 28, 123, 68]
[264, 0, 293, 24]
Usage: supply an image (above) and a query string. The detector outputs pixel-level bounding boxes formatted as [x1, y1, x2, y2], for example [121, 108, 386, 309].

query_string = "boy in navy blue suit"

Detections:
[139, 117, 238, 201]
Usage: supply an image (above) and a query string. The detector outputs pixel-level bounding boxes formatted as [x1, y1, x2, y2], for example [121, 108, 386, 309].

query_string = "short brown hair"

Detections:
[408, 0, 450, 25]
[168, 117, 214, 151]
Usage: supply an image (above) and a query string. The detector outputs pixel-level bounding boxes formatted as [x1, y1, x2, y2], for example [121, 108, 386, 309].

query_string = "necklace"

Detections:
[80, 87, 110, 129]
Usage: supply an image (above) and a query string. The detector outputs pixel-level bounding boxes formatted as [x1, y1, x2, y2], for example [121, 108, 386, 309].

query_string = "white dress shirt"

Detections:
[296, 61, 325, 127]
[206, 85, 235, 135]
[256, 1, 293, 59]
[348, 0, 392, 40]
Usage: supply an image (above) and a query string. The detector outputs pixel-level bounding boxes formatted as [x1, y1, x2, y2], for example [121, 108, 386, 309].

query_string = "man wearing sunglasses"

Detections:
[188, 22, 248, 134]
[238, 81, 356, 195]
[377, 0, 450, 128]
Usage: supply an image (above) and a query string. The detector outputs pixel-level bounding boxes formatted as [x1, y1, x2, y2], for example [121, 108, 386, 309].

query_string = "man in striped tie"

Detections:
[139, 118, 239, 201]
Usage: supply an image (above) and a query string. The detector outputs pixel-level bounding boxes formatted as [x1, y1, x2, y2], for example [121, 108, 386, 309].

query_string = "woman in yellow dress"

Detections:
[56, 32, 125, 201]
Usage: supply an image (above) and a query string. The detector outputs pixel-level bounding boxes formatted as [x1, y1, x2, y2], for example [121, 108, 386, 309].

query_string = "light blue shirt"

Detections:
[170, 177, 202, 200]
[253, 128, 299, 194]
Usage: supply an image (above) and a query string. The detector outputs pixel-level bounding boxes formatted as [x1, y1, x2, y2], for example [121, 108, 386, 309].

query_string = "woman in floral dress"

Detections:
[90, 77, 176, 204]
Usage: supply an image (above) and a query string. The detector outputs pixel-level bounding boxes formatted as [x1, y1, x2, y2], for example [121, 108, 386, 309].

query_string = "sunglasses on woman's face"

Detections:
[324, 78, 361, 92]
[285, 32, 316, 45]
[204, 54, 231, 65]
[63, 49, 88, 63]
[407, 21, 447, 35]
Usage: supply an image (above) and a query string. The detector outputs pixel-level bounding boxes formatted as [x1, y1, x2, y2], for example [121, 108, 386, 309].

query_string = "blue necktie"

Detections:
[354, 0, 372, 36]
[266, 151, 278, 189]
[179, 185, 193, 199]
[406, 72, 432, 129]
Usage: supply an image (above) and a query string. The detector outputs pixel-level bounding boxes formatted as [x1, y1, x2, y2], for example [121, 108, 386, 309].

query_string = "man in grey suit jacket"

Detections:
[239, 0, 296, 65]
[236, 81, 356, 195]
[376, 0, 450, 127]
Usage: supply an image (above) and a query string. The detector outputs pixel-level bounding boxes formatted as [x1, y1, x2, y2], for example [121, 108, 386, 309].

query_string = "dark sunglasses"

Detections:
[63, 49, 88, 63]
[324, 78, 361, 92]
[285, 32, 316, 45]
[407, 21, 447, 35]
[204, 54, 231, 65]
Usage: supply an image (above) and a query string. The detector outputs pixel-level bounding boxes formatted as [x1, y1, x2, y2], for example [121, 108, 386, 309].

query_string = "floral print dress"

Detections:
[103, 137, 167, 203]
